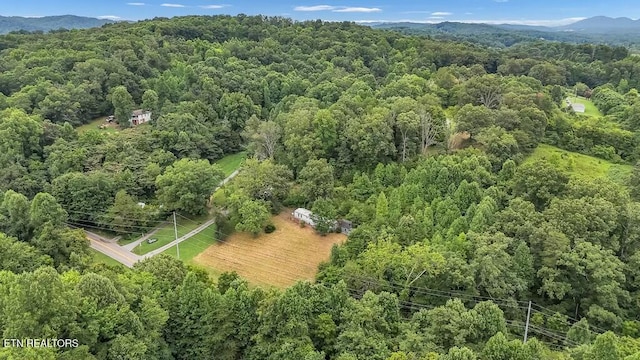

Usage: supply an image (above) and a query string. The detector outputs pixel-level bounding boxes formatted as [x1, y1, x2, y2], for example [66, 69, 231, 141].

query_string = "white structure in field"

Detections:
[566, 98, 586, 113]
[571, 103, 585, 113]
[293, 208, 350, 233]
[293, 208, 315, 227]
[130, 109, 152, 126]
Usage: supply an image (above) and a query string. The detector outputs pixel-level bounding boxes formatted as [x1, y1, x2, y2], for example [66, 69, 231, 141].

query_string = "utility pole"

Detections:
[173, 211, 179, 259]
[524, 300, 532, 343]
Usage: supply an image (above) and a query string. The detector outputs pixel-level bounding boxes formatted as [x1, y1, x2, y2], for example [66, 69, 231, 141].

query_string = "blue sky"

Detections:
[1, 0, 639, 26]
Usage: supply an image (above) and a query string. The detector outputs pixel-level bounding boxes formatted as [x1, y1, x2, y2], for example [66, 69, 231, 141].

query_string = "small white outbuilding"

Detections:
[292, 208, 315, 227]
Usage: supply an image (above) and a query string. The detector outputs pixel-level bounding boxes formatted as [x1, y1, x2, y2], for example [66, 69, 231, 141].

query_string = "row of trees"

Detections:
[1, 254, 637, 359]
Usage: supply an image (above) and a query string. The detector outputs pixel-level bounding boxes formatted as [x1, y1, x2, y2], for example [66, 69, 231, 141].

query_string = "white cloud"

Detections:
[161, 3, 186, 7]
[431, 12, 452, 16]
[429, 16, 444, 19]
[333, 7, 381, 13]
[126, 2, 145, 5]
[98, 15, 122, 20]
[294, 5, 381, 13]
[200, 4, 228, 9]
[294, 5, 336, 11]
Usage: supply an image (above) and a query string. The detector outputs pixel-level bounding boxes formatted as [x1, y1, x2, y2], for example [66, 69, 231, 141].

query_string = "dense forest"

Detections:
[2, 14, 640, 359]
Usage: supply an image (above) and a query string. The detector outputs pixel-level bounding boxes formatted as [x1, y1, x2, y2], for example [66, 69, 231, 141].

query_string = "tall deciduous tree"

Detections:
[111, 86, 134, 127]
[156, 158, 224, 215]
[511, 160, 569, 210]
[242, 115, 280, 160]
[141, 89, 159, 119]
[298, 158, 335, 203]
[235, 199, 270, 236]
[311, 198, 337, 236]
[233, 159, 292, 209]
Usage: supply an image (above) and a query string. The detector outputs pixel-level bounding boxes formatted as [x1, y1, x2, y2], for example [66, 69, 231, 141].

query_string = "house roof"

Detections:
[131, 109, 149, 116]
[293, 208, 313, 217]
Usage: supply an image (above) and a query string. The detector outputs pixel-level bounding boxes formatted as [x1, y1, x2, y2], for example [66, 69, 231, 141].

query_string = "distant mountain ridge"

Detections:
[375, 16, 640, 35]
[0, 15, 114, 34]
[558, 16, 640, 33]
[372, 16, 640, 49]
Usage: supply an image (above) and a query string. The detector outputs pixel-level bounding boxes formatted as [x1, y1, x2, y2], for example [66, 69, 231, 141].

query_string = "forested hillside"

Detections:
[0, 15, 114, 34]
[2, 15, 640, 359]
[373, 21, 640, 50]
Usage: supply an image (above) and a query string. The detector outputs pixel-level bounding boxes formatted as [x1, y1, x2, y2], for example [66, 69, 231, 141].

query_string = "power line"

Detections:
[64, 209, 171, 224]
[70, 212, 610, 337]
[341, 274, 529, 311]
[68, 218, 161, 232]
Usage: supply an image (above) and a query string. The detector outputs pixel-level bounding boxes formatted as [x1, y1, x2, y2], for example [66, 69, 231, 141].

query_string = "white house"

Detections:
[293, 208, 315, 227]
[293, 208, 343, 232]
[130, 109, 152, 126]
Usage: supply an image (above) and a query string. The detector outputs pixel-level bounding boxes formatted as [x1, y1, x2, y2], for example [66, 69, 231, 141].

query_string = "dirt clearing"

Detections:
[193, 211, 347, 288]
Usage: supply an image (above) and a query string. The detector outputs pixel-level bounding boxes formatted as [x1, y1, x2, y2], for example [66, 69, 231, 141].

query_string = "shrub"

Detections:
[264, 223, 276, 233]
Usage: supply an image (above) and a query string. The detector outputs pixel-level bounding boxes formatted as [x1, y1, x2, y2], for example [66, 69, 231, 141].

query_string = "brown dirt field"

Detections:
[192, 211, 347, 288]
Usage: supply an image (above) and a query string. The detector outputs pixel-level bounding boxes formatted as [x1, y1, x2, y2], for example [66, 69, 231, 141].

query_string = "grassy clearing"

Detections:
[214, 151, 247, 177]
[526, 144, 632, 184]
[192, 211, 347, 288]
[76, 117, 119, 134]
[161, 223, 217, 264]
[117, 232, 147, 246]
[133, 214, 211, 255]
[567, 96, 602, 117]
[90, 248, 125, 267]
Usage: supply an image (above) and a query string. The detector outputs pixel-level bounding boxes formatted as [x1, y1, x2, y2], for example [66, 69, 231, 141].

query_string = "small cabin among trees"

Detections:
[130, 109, 152, 126]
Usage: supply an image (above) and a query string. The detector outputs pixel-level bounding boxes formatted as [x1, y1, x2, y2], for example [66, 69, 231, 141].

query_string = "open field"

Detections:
[192, 211, 347, 288]
[161, 223, 217, 263]
[76, 116, 119, 134]
[133, 213, 211, 255]
[525, 144, 632, 184]
[567, 96, 602, 117]
[214, 151, 247, 176]
[90, 248, 125, 267]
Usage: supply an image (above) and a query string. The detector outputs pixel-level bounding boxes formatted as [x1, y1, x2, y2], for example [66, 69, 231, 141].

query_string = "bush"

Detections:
[299, 220, 306, 228]
[264, 223, 276, 233]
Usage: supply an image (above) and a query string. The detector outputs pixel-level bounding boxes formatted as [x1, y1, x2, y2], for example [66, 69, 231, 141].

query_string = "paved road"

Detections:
[86, 169, 240, 267]
[143, 217, 217, 258]
[215, 169, 239, 192]
[88, 232, 142, 267]
[122, 223, 167, 251]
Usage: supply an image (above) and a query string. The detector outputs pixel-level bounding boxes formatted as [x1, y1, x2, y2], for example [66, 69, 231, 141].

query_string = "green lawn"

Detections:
[133, 214, 212, 255]
[526, 144, 632, 185]
[214, 151, 247, 177]
[117, 232, 147, 246]
[90, 248, 125, 267]
[161, 223, 217, 264]
[567, 96, 602, 117]
[76, 117, 119, 134]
